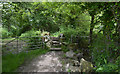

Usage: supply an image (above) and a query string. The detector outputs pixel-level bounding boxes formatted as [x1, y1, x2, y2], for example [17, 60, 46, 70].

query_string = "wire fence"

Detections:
[69, 35, 90, 51]
[2, 35, 90, 55]
[70, 35, 90, 44]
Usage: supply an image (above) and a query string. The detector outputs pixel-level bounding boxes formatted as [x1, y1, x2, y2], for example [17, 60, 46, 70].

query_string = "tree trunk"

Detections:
[89, 15, 94, 45]
[117, 9, 120, 45]
[117, 20, 120, 44]
[111, 5, 120, 45]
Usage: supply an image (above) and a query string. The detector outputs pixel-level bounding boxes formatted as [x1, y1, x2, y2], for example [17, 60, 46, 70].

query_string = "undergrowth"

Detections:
[91, 34, 119, 72]
[2, 49, 49, 72]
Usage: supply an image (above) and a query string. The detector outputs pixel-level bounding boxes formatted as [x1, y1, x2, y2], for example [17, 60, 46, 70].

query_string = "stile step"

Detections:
[52, 44, 61, 46]
[50, 37, 59, 41]
[52, 41, 60, 44]
[50, 48, 61, 50]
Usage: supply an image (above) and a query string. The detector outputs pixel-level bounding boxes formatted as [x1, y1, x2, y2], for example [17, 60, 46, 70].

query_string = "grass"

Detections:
[2, 38, 15, 41]
[61, 46, 69, 53]
[2, 49, 49, 72]
[63, 54, 66, 58]
[61, 61, 65, 65]
[67, 69, 71, 72]
[62, 49, 69, 53]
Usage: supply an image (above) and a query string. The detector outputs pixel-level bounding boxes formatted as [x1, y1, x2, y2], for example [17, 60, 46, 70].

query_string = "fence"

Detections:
[2, 36, 46, 55]
[69, 35, 90, 48]
[70, 35, 90, 43]
[2, 35, 90, 55]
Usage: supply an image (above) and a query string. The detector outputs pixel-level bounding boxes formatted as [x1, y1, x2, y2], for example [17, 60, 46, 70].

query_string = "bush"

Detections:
[1, 27, 12, 39]
[62, 27, 80, 41]
[41, 31, 49, 36]
[52, 26, 89, 43]
[115, 56, 120, 65]
[96, 63, 118, 72]
[51, 31, 61, 37]
[62, 46, 69, 53]
[92, 34, 110, 65]
[20, 30, 41, 37]
[92, 33, 119, 72]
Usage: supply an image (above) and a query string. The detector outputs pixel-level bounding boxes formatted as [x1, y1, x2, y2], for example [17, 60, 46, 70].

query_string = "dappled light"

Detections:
[1, 2, 120, 73]
[17, 51, 63, 72]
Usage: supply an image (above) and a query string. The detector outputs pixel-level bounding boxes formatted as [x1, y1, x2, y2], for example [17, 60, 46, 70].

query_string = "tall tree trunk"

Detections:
[8, 25, 10, 32]
[111, 5, 120, 45]
[90, 15, 94, 45]
[117, 9, 120, 45]
[90, 15, 95, 62]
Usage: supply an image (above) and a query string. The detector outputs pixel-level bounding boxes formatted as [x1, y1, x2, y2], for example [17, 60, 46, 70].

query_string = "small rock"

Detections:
[76, 53, 83, 62]
[66, 50, 75, 58]
[72, 60, 80, 66]
[69, 66, 81, 72]
[65, 63, 70, 71]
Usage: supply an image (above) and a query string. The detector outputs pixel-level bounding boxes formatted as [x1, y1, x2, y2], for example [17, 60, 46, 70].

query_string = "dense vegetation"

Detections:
[1, 2, 120, 72]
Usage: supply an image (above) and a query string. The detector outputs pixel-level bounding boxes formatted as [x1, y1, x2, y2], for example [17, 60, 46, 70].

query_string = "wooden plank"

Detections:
[52, 41, 60, 44]
[52, 44, 61, 46]
[50, 48, 61, 50]
[5, 38, 16, 46]
[50, 37, 59, 41]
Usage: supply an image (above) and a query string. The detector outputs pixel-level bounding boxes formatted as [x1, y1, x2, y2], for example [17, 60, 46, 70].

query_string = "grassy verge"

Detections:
[2, 49, 49, 72]
[2, 38, 15, 42]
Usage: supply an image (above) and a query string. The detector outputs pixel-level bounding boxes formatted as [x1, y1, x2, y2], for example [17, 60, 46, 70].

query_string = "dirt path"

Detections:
[17, 51, 64, 72]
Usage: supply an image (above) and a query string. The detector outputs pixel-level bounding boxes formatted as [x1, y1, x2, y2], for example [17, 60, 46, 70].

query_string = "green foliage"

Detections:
[1, 27, 12, 38]
[2, 49, 48, 72]
[92, 34, 109, 65]
[58, 26, 89, 42]
[20, 30, 41, 37]
[92, 33, 119, 72]
[10, 25, 19, 37]
[2, 2, 120, 73]
[2, 2, 90, 37]
[61, 45, 69, 53]
[96, 63, 118, 72]
[20, 30, 50, 50]
[41, 31, 49, 36]
[51, 31, 61, 37]
[67, 69, 71, 72]
[61, 60, 65, 65]
[115, 56, 120, 65]
[62, 27, 78, 41]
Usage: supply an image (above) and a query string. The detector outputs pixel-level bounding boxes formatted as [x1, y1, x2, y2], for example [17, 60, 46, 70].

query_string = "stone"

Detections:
[72, 60, 80, 66]
[65, 63, 81, 72]
[69, 66, 81, 72]
[68, 43, 78, 50]
[66, 50, 75, 58]
[80, 58, 93, 72]
[76, 53, 83, 62]
[65, 63, 70, 71]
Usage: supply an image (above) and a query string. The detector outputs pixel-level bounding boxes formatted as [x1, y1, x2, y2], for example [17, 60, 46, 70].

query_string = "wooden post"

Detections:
[42, 42, 44, 49]
[71, 35, 73, 43]
[17, 36, 19, 53]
